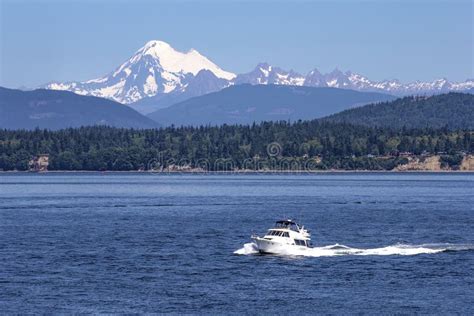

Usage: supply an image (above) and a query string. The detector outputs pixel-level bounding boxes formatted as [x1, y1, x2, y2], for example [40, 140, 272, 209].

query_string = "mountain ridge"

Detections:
[322, 92, 474, 130]
[43, 40, 474, 114]
[147, 84, 396, 126]
[0, 87, 158, 130]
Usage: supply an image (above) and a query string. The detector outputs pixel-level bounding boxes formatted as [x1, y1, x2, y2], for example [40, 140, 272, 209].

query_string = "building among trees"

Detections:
[29, 154, 49, 172]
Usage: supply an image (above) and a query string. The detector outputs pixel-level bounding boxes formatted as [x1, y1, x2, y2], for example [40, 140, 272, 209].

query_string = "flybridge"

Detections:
[274, 219, 301, 232]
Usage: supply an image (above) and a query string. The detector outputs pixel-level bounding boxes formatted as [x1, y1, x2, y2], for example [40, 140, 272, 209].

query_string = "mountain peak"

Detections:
[143, 40, 172, 49]
[256, 62, 272, 69]
[131, 40, 235, 80]
[329, 68, 344, 76]
[137, 40, 175, 58]
[308, 68, 322, 76]
[139, 40, 178, 59]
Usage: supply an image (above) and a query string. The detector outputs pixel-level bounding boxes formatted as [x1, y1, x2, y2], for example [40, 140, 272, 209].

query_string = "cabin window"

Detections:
[283, 232, 289, 238]
[294, 239, 306, 246]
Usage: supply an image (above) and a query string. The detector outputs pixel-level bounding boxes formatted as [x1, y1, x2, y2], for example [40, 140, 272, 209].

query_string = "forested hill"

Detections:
[322, 93, 474, 130]
[0, 87, 159, 130]
[147, 84, 395, 126]
[0, 122, 471, 171]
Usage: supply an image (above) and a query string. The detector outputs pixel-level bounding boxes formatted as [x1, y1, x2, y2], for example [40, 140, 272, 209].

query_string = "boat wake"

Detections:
[234, 242, 474, 257]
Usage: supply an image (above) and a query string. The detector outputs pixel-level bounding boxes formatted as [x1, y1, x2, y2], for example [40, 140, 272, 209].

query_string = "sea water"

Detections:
[0, 173, 473, 314]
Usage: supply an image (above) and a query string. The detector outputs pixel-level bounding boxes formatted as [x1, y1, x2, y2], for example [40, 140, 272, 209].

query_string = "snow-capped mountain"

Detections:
[236, 64, 474, 95]
[44, 40, 235, 105]
[43, 40, 473, 114]
[234, 62, 305, 86]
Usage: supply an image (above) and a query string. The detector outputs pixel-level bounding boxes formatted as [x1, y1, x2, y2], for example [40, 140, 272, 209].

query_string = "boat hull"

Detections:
[252, 237, 307, 254]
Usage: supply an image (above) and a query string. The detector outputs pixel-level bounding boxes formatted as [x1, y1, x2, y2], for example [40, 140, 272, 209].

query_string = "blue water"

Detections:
[0, 173, 473, 314]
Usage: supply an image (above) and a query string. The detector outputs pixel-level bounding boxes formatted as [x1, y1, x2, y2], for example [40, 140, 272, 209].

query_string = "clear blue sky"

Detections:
[0, 0, 472, 88]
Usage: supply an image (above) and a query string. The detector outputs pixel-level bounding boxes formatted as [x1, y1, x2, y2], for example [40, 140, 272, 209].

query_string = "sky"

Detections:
[0, 0, 472, 88]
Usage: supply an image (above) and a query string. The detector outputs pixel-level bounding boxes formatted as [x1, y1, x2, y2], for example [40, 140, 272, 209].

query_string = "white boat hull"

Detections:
[252, 237, 307, 254]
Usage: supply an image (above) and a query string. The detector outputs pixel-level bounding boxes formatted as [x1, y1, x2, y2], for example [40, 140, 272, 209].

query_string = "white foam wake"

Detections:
[233, 242, 474, 257]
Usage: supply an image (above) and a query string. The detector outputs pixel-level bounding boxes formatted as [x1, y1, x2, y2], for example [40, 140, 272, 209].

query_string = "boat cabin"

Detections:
[264, 228, 309, 247]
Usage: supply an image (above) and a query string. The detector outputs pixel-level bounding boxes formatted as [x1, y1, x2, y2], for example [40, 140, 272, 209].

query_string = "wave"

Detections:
[233, 242, 474, 257]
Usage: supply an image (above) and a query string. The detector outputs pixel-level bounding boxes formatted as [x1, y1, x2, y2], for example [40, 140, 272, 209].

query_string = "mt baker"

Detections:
[44, 40, 474, 114]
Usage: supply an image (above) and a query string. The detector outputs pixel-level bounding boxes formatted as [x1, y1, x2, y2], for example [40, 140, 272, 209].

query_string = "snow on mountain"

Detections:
[133, 40, 235, 80]
[451, 80, 474, 91]
[234, 62, 305, 86]
[235, 64, 474, 96]
[130, 69, 231, 114]
[43, 40, 473, 114]
[304, 69, 327, 87]
[43, 40, 235, 104]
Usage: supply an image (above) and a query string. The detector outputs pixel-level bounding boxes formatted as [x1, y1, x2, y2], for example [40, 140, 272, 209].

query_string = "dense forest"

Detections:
[324, 93, 474, 130]
[0, 120, 472, 171]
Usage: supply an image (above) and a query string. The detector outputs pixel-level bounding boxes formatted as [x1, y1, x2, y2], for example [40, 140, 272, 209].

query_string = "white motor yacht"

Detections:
[251, 219, 311, 254]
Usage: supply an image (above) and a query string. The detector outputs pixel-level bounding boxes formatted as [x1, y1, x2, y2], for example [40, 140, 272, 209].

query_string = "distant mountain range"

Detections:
[242, 63, 474, 96]
[323, 92, 474, 130]
[4, 40, 472, 131]
[43, 40, 474, 114]
[0, 87, 158, 130]
[147, 84, 396, 126]
[2, 85, 472, 131]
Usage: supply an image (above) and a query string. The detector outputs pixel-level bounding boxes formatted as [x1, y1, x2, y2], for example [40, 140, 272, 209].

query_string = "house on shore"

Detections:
[29, 154, 49, 172]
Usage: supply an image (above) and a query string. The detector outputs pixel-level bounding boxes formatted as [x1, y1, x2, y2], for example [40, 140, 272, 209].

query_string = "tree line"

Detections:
[0, 121, 472, 171]
[323, 93, 474, 130]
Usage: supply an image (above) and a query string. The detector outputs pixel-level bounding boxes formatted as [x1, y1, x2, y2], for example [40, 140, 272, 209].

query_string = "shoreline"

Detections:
[1, 169, 473, 174]
[15, 154, 471, 174]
